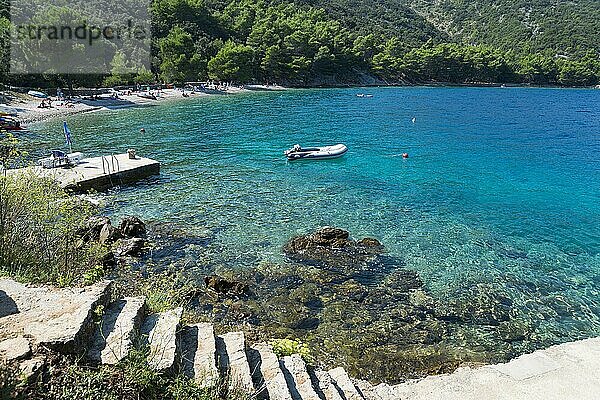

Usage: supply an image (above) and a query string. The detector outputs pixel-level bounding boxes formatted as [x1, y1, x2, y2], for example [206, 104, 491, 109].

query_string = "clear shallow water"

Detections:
[26, 87, 600, 380]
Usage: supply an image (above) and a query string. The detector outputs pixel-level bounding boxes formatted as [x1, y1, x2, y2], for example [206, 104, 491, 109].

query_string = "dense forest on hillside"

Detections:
[0, 0, 599, 88]
[410, 0, 600, 55]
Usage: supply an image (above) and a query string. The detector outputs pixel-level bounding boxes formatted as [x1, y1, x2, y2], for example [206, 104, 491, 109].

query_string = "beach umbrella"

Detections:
[64, 121, 73, 153]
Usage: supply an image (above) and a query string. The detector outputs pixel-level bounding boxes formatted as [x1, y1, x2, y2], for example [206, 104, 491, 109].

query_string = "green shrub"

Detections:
[142, 269, 197, 314]
[270, 338, 314, 365]
[83, 264, 106, 286]
[3, 347, 252, 400]
[0, 172, 105, 285]
[134, 67, 156, 85]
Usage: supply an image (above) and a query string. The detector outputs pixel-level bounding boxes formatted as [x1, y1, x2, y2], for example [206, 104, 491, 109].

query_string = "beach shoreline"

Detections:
[5, 80, 594, 127]
[3, 84, 288, 126]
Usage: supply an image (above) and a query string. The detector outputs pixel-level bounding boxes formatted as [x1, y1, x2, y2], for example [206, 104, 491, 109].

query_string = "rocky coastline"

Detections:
[1, 209, 555, 389]
[3, 219, 599, 397]
[74, 219, 542, 384]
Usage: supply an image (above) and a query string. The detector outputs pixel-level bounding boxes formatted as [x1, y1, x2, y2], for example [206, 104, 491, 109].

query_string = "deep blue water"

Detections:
[26, 87, 600, 364]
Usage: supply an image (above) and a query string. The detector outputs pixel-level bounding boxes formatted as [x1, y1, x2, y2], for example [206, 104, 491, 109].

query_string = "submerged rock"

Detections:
[434, 283, 514, 326]
[204, 275, 249, 297]
[283, 227, 384, 270]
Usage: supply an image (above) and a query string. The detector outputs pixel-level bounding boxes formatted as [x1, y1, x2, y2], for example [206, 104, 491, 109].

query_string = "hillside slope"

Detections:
[409, 0, 600, 55]
[300, 0, 600, 55]
[296, 0, 448, 45]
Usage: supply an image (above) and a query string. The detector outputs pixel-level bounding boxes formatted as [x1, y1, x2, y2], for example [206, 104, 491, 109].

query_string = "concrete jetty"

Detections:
[7, 153, 160, 192]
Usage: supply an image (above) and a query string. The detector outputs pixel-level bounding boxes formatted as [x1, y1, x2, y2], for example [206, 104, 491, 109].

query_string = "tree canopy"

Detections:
[0, 0, 598, 87]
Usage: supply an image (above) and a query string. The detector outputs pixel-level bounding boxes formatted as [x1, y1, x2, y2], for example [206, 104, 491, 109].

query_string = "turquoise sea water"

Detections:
[27, 87, 600, 380]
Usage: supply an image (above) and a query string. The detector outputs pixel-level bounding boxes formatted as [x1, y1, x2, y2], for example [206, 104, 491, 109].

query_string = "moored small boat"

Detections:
[284, 144, 348, 160]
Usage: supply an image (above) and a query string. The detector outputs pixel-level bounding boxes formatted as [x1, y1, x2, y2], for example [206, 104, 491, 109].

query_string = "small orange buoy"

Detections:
[402, 153, 409, 159]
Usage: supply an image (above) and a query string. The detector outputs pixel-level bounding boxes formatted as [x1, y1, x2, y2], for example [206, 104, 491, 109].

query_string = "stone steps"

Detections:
[0, 279, 112, 354]
[313, 370, 345, 400]
[88, 296, 146, 365]
[354, 380, 386, 400]
[249, 342, 293, 400]
[140, 307, 183, 371]
[0, 278, 375, 400]
[179, 322, 219, 388]
[5, 278, 600, 399]
[217, 331, 255, 394]
[281, 354, 321, 400]
[0, 336, 32, 362]
[328, 367, 366, 400]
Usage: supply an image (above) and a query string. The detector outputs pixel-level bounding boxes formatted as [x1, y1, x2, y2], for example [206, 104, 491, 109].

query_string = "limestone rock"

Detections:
[100, 251, 117, 267]
[0, 337, 31, 362]
[357, 238, 383, 249]
[308, 227, 350, 247]
[99, 223, 123, 244]
[284, 227, 351, 254]
[141, 307, 182, 371]
[115, 238, 146, 257]
[119, 216, 146, 238]
[79, 216, 111, 242]
[281, 354, 320, 400]
[283, 227, 385, 269]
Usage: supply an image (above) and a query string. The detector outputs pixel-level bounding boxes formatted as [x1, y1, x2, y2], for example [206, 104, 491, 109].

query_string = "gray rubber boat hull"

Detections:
[285, 144, 348, 160]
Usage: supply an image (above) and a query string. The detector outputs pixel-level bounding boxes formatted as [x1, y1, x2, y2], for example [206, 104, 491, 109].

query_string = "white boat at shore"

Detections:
[28, 90, 48, 99]
[284, 144, 348, 160]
